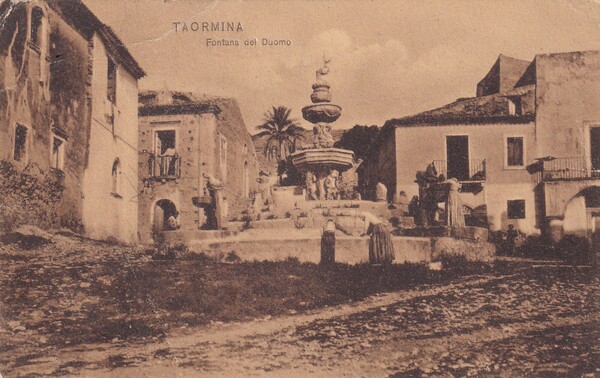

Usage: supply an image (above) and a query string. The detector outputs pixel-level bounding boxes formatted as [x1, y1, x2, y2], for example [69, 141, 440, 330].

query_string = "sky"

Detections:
[83, 0, 600, 132]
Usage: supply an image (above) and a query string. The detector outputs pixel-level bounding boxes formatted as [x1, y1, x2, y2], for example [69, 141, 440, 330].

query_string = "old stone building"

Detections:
[0, 0, 145, 242]
[359, 51, 600, 243]
[138, 91, 260, 243]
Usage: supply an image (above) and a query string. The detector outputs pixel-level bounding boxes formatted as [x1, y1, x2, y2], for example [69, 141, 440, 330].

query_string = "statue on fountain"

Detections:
[324, 170, 340, 200]
[313, 122, 336, 148]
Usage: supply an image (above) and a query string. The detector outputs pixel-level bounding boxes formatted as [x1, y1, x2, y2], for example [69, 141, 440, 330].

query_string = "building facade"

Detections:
[138, 91, 260, 244]
[359, 51, 600, 242]
[0, 0, 144, 242]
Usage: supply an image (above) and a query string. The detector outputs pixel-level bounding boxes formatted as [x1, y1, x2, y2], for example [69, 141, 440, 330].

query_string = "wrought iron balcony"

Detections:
[432, 159, 487, 182]
[148, 155, 181, 179]
[540, 157, 600, 181]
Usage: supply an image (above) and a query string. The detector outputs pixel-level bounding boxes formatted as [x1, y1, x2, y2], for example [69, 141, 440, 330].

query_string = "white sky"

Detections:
[83, 0, 600, 132]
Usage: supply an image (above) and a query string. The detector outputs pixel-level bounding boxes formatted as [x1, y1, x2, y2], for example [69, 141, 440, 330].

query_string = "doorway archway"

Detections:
[153, 199, 178, 241]
[563, 186, 600, 249]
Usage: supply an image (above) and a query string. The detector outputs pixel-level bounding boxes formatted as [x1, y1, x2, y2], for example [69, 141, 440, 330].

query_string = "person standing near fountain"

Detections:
[443, 177, 465, 227]
[361, 212, 395, 264]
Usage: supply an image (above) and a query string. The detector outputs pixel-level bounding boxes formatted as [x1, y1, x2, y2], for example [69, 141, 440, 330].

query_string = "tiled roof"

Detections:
[386, 84, 535, 128]
[45, 0, 146, 79]
[138, 91, 223, 116]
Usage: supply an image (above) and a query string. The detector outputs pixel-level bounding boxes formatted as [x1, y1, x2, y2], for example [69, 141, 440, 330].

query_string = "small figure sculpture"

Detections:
[316, 56, 331, 82]
[324, 170, 340, 200]
[313, 123, 335, 148]
[306, 171, 318, 200]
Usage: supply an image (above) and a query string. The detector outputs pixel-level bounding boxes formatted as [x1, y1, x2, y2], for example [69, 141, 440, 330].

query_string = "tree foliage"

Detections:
[334, 125, 380, 159]
[255, 106, 305, 162]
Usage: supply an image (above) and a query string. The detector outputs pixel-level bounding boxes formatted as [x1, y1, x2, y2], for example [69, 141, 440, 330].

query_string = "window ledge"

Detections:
[110, 192, 123, 199]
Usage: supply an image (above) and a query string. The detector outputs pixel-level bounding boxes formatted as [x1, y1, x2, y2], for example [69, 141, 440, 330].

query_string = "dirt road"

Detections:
[7, 261, 599, 377]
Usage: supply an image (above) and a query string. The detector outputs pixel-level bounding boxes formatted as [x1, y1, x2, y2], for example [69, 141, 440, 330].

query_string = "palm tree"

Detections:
[255, 106, 305, 162]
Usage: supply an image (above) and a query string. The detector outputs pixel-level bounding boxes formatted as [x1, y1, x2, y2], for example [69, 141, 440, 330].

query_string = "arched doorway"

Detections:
[563, 186, 600, 251]
[153, 199, 178, 241]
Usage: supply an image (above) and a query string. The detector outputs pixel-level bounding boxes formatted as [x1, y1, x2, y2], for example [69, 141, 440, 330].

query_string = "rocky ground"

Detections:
[0, 231, 598, 377]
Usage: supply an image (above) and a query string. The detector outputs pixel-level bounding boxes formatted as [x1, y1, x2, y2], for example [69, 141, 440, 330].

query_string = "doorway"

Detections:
[153, 199, 178, 242]
[446, 135, 469, 181]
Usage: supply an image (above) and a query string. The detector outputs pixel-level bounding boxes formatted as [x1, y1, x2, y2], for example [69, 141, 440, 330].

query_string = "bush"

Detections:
[557, 235, 596, 265]
[0, 160, 68, 234]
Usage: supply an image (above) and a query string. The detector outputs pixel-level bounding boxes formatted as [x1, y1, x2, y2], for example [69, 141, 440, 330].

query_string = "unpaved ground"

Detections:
[0, 234, 598, 377]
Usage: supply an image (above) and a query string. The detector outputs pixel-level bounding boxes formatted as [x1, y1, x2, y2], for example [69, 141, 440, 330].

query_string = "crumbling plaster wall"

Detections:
[0, 2, 91, 231]
[535, 51, 600, 160]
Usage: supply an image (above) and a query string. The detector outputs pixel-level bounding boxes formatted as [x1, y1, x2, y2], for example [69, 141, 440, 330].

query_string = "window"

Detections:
[30, 7, 43, 47]
[111, 158, 122, 197]
[155, 130, 176, 155]
[50, 136, 65, 170]
[154, 130, 178, 177]
[506, 136, 524, 167]
[508, 97, 522, 116]
[107, 57, 117, 104]
[219, 136, 228, 181]
[507, 200, 526, 219]
[13, 124, 28, 162]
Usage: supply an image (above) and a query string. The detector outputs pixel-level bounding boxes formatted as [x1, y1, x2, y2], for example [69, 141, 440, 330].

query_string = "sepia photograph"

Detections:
[0, 0, 599, 376]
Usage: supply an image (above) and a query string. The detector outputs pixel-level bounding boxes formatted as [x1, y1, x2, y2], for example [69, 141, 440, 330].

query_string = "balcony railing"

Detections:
[541, 157, 600, 181]
[432, 159, 487, 182]
[149, 155, 181, 179]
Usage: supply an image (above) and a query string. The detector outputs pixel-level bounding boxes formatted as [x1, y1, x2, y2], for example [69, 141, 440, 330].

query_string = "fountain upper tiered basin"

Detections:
[301, 104, 342, 124]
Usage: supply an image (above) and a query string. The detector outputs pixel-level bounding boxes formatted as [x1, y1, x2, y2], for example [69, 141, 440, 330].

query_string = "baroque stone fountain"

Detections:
[290, 58, 355, 200]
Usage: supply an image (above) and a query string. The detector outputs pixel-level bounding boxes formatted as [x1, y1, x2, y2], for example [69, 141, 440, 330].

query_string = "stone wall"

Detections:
[0, 2, 90, 233]
[184, 235, 495, 265]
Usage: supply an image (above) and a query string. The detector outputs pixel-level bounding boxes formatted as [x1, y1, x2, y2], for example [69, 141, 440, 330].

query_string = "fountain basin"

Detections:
[291, 148, 355, 172]
[302, 104, 342, 124]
